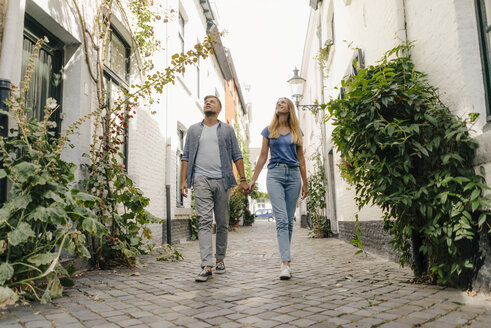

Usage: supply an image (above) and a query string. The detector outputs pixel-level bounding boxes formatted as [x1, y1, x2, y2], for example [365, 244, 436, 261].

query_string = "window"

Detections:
[104, 28, 130, 168]
[104, 29, 130, 84]
[22, 15, 64, 136]
[338, 49, 363, 100]
[476, 0, 491, 118]
[176, 127, 185, 207]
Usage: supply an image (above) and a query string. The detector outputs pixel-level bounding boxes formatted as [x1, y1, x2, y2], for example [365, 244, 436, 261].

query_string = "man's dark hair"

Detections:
[204, 95, 222, 109]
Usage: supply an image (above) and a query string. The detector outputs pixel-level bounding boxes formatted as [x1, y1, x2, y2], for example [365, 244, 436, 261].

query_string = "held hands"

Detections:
[247, 180, 256, 194]
[238, 179, 255, 195]
[239, 180, 249, 195]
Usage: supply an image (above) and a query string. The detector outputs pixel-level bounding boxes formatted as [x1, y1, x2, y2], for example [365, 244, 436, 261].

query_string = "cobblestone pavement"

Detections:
[2, 221, 491, 328]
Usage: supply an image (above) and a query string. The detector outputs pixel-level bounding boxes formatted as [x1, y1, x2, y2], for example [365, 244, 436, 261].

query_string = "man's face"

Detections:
[204, 97, 221, 117]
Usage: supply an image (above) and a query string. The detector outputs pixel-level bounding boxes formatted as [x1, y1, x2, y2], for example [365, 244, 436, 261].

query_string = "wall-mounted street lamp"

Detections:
[287, 67, 321, 112]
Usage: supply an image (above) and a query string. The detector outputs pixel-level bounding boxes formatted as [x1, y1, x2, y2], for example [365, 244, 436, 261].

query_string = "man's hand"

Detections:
[239, 181, 249, 194]
[180, 182, 188, 198]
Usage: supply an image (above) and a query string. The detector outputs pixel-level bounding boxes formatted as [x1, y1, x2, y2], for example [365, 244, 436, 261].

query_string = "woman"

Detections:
[248, 97, 308, 280]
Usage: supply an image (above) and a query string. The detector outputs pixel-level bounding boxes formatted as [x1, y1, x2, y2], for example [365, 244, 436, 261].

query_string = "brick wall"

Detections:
[339, 220, 491, 292]
[338, 220, 400, 262]
[473, 226, 491, 292]
[161, 218, 192, 244]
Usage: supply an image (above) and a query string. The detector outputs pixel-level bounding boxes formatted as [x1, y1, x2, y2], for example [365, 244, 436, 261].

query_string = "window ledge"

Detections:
[174, 207, 192, 215]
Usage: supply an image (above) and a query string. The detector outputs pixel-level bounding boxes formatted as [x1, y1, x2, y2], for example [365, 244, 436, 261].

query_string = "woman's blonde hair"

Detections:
[268, 97, 303, 146]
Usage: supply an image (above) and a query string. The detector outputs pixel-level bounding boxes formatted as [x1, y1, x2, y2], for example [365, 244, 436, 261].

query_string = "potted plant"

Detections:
[229, 187, 244, 229]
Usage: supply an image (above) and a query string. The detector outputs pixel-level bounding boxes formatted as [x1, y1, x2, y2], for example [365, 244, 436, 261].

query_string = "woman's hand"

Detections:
[301, 183, 308, 200]
[248, 180, 256, 194]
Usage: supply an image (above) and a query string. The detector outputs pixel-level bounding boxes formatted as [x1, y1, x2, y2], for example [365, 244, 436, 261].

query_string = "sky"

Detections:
[213, 0, 311, 149]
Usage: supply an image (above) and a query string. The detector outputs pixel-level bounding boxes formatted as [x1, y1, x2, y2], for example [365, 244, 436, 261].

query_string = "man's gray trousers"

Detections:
[193, 176, 231, 268]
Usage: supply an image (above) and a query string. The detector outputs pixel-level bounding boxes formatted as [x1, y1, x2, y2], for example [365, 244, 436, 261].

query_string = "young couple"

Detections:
[180, 95, 308, 282]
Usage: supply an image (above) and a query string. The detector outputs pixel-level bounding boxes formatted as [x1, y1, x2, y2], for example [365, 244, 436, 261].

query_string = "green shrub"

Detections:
[0, 39, 106, 304]
[325, 42, 490, 286]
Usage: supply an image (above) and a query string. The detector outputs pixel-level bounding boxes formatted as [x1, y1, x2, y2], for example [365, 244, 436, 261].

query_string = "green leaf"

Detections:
[80, 217, 107, 236]
[43, 191, 64, 203]
[0, 286, 18, 308]
[0, 169, 6, 179]
[0, 262, 14, 285]
[27, 252, 58, 266]
[470, 189, 480, 201]
[0, 208, 9, 226]
[71, 190, 99, 204]
[11, 162, 38, 182]
[478, 213, 487, 226]
[41, 275, 63, 303]
[7, 222, 35, 246]
[472, 201, 480, 212]
[440, 192, 448, 204]
[10, 194, 32, 210]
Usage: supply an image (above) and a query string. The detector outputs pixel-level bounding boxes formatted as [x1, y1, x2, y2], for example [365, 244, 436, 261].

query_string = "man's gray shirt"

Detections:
[182, 120, 243, 190]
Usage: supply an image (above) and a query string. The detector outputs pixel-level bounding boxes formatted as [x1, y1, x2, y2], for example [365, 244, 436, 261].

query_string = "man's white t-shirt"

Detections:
[194, 123, 222, 179]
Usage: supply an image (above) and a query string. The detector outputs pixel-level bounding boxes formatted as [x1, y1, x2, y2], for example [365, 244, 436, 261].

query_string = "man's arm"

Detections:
[181, 160, 189, 197]
[230, 126, 244, 162]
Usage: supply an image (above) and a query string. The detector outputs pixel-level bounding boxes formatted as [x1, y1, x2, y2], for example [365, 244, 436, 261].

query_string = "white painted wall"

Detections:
[1, 0, 230, 244]
[300, 0, 489, 225]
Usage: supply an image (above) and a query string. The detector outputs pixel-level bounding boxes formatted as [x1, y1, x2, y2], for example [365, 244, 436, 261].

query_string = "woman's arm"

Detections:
[297, 144, 308, 199]
[249, 136, 269, 190]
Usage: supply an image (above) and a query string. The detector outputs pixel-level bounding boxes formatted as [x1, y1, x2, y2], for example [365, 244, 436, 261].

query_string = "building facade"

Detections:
[0, 0, 249, 245]
[299, 0, 490, 289]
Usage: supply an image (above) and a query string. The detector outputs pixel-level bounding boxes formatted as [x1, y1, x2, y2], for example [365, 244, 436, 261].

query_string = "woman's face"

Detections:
[275, 98, 290, 115]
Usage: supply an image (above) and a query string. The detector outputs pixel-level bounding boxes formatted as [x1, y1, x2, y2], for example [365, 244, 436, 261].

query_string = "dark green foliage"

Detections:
[325, 42, 491, 286]
[0, 90, 106, 304]
[80, 158, 161, 269]
[229, 187, 244, 227]
[190, 192, 199, 241]
[307, 152, 331, 238]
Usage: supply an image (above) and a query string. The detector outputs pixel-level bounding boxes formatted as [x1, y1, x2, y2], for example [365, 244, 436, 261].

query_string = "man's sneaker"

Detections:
[195, 268, 212, 282]
[215, 261, 226, 274]
[279, 264, 291, 280]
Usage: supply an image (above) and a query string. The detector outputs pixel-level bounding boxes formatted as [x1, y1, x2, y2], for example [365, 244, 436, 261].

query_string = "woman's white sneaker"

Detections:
[279, 264, 291, 280]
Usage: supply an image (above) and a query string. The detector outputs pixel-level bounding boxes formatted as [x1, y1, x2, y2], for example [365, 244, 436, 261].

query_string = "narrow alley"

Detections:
[2, 222, 490, 328]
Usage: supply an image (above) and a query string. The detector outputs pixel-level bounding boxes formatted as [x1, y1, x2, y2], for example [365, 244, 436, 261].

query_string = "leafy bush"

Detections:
[307, 152, 331, 238]
[80, 163, 160, 268]
[0, 39, 107, 305]
[229, 187, 244, 227]
[190, 192, 199, 240]
[325, 42, 491, 286]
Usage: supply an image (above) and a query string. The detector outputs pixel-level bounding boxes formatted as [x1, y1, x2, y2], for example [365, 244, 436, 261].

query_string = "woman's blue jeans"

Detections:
[267, 163, 301, 263]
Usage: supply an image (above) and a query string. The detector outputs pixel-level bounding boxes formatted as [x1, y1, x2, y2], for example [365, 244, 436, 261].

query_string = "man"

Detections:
[181, 95, 249, 282]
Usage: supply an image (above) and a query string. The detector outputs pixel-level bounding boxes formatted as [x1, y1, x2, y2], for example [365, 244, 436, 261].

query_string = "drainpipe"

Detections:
[162, 1, 172, 245]
[396, 0, 426, 274]
[0, 0, 26, 205]
[396, 0, 408, 43]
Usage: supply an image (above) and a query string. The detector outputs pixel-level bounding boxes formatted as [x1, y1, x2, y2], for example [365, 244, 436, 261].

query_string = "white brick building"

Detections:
[298, 0, 491, 276]
[0, 0, 249, 244]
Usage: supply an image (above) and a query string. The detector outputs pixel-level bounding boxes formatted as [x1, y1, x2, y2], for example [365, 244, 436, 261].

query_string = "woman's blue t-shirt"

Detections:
[261, 126, 300, 169]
